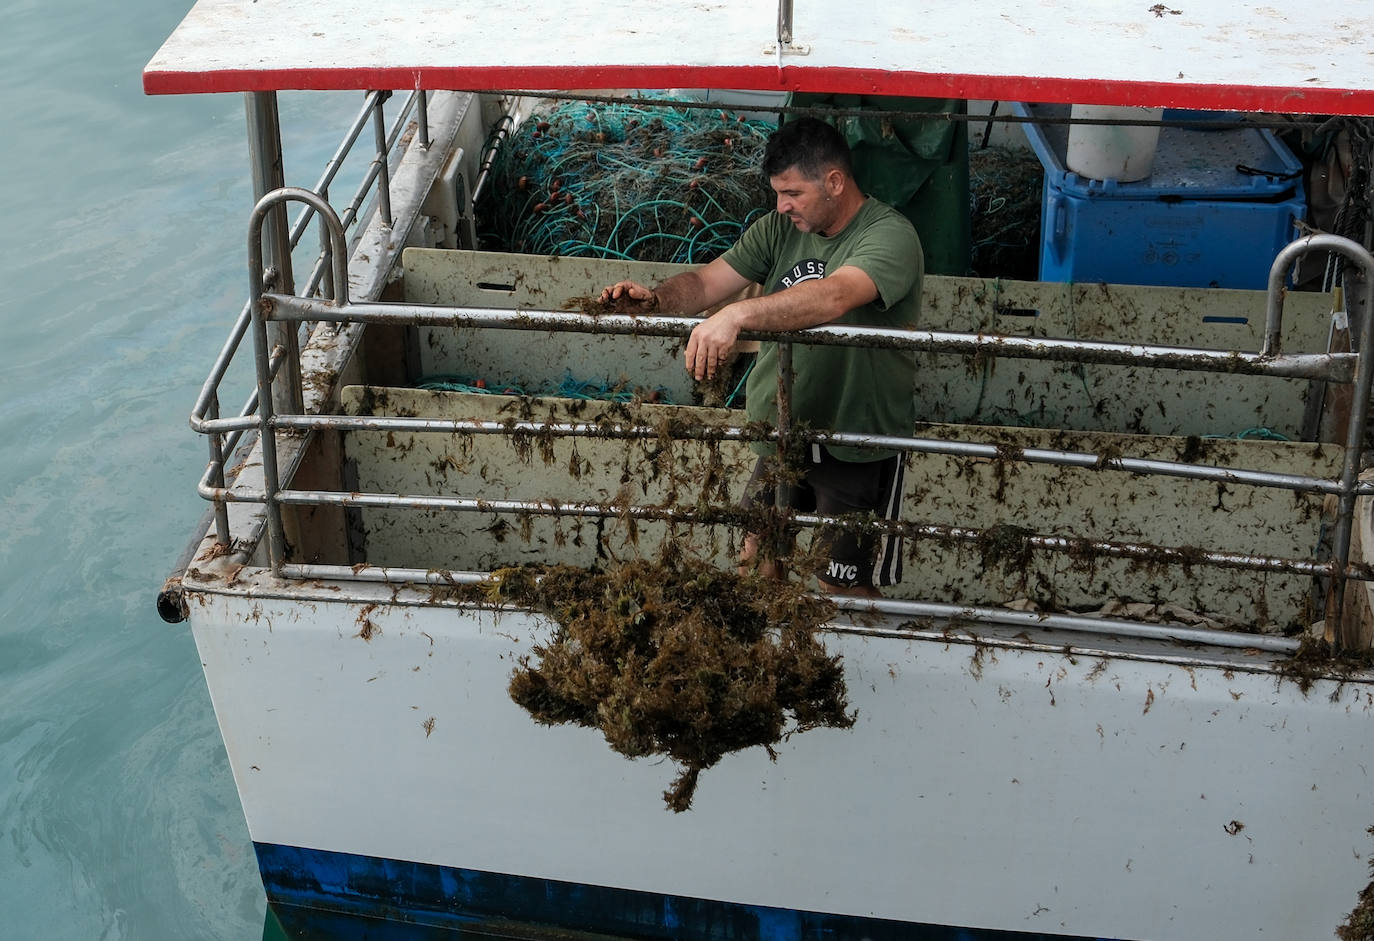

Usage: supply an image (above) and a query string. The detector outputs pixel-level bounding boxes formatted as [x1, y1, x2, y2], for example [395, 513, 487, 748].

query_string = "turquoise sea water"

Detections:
[0, 3, 359, 937]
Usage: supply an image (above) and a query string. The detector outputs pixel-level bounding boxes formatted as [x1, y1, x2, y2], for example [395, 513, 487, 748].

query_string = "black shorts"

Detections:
[742, 445, 906, 589]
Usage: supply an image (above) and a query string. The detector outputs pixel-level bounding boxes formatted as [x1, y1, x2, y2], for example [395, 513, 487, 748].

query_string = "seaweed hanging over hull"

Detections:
[502, 557, 854, 811]
[1339, 826, 1374, 940]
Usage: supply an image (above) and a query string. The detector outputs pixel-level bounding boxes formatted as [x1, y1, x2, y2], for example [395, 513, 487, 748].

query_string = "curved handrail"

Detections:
[171, 87, 433, 558]
[1263, 233, 1374, 356]
[248, 187, 350, 308]
[244, 186, 350, 567]
[1266, 235, 1374, 632]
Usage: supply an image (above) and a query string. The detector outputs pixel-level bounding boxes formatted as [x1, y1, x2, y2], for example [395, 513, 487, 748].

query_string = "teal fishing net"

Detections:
[969, 143, 1043, 281]
[418, 371, 673, 405]
[477, 100, 776, 263]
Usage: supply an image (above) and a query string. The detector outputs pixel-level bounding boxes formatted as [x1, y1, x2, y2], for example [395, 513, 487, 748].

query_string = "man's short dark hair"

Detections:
[762, 116, 854, 182]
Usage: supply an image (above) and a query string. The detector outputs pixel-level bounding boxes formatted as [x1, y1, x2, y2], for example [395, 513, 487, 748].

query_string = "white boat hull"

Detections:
[188, 579, 1374, 939]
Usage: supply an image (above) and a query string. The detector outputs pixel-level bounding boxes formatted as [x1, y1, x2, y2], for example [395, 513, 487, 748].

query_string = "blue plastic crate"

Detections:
[1014, 103, 1306, 289]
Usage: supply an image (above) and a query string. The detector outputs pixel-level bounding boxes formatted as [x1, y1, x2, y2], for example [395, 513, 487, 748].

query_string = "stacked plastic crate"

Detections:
[1014, 103, 1306, 289]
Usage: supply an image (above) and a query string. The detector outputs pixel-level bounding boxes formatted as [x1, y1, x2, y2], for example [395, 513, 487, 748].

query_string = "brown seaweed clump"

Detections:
[1278, 636, 1374, 695]
[975, 523, 1036, 577]
[561, 293, 658, 316]
[502, 557, 854, 812]
[1339, 826, 1374, 940]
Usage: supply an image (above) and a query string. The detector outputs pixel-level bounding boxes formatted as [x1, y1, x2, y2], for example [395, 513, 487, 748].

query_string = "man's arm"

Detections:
[599, 256, 751, 316]
[684, 265, 879, 380]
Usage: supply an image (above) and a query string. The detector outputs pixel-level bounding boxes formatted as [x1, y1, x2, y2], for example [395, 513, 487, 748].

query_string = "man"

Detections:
[600, 117, 922, 597]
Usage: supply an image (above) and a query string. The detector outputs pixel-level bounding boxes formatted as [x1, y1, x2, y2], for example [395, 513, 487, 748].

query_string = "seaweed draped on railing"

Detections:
[198, 182, 1374, 649]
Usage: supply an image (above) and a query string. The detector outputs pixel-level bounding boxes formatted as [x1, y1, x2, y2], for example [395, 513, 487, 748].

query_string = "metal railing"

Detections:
[196, 182, 1374, 647]
[189, 90, 430, 546]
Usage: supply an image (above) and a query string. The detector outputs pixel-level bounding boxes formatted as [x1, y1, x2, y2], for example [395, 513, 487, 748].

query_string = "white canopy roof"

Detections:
[144, 0, 1374, 115]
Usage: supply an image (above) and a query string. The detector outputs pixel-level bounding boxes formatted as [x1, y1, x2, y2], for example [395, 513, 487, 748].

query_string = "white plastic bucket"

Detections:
[1065, 105, 1164, 182]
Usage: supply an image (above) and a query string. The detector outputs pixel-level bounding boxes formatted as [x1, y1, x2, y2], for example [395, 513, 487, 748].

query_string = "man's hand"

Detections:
[685, 307, 741, 380]
[598, 280, 656, 307]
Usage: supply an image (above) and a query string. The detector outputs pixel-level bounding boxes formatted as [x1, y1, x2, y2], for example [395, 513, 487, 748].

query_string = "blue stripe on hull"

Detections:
[256, 843, 1115, 941]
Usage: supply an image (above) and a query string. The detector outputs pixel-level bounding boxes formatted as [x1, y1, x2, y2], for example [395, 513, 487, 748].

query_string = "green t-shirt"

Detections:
[721, 198, 923, 462]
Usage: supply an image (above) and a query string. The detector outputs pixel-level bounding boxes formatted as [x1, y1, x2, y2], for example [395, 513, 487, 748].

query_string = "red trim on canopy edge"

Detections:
[142, 64, 1374, 116]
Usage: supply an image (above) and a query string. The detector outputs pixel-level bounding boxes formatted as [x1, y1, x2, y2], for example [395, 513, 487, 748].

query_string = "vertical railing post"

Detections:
[371, 90, 394, 228]
[247, 215, 287, 574]
[774, 340, 795, 561]
[418, 89, 431, 150]
[208, 396, 230, 546]
[1330, 272, 1374, 637]
[1349, 263, 1370, 352]
[318, 183, 334, 302]
[777, 0, 794, 45]
[245, 91, 304, 415]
